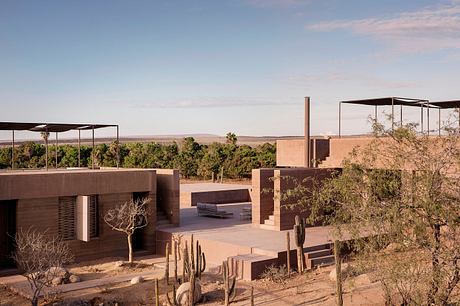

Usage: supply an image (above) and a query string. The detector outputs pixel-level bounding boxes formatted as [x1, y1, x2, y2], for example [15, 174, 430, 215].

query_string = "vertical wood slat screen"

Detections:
[58, 196, 76, 241]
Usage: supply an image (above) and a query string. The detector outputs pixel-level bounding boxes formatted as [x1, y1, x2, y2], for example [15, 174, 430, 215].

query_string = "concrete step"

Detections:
[304, 243, 332, 253]
[268, 215, 275, 221]
[259, 223, 276, 231]
[228, 253, 278, 280]
[306, 255, 335, 270]
[264, 219, 274, 226]
[305, 248, 332, 259]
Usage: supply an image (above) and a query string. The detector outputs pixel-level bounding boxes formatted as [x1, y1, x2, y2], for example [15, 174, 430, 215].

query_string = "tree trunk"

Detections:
[128, 234, 133, 264]
[286, 231, 291, 276]
[334, 240, 343, 306]
[428, 224, 441, 305]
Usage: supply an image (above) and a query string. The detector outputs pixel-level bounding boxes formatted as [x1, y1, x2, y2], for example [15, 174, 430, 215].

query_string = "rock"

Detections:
[69, 274, 81, 283]
[384, 243, 401, 253]
[48, 266, 70, 278]
[51, 276, 63, 286]
[329, 263, 350, 282]
[353, 273, 373, 286]
[114, 261, 124, 268]
[130, 276, 144, 285]
[176, 280, 202, 305]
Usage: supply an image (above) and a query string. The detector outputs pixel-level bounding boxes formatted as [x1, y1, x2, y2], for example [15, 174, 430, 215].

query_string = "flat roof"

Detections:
[0, 122, 117, 133]
[430, 100, 460, 109]
[341, 97, 427, 106]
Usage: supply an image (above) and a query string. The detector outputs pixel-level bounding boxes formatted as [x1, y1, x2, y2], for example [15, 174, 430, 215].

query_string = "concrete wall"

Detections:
[154, 169, 180, 226]
[1, 169, 158, 262]
[320, 137, 374, 168]
[251, 169, 275, 226]
[276, 138, 330, 167]
[274, 168, 338, 230]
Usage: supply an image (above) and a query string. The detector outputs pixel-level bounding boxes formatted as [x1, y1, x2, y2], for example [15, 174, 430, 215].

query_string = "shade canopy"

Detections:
[430, 100, 460, 109]
[0, 122, 117, 133]
[341, 97, 427, 107]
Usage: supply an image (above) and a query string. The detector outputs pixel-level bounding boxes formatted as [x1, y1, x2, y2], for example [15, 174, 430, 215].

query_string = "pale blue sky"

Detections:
[1, 0, 460, 140]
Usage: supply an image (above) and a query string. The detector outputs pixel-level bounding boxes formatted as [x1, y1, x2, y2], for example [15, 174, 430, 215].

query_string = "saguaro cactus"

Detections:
[155, 278, 160, 306]
[165, 242, 170, 285]
[174, 240, 178, 283]
[166, 283, 178, 306]
[185, 234, 206, 279]
[334, 240, 343, 306]
[294, 215, 306, 273]
[286, 231, 291, 276]
[250, 286, 254, 306]
[222, 260, 237, 305]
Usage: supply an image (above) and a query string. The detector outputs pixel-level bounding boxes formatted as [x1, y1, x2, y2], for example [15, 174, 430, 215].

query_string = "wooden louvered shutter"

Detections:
[89, 195, 99, 238]
[58, 196, 76, 241]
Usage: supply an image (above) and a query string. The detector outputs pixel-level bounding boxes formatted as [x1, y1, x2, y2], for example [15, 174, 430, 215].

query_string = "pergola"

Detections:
[338, 97, 436, 137]
[0, 122, 119, 170]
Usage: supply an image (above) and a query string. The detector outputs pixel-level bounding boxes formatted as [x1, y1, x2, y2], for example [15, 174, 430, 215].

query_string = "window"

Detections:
[58, 196, 76, 241]
[76, 195, 99, 242]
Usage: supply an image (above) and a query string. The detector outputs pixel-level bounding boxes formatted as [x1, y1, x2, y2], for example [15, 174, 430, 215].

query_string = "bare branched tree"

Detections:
[104, 197, 151, 264]
[13, 228, 73, 306]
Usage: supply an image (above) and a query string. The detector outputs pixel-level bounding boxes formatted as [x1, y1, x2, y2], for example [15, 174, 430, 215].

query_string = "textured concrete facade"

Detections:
[0, 168, 180, 266]
[276, 138, 330, 167]
[251, 169, 274, 226]
[155, 169, 180, 226]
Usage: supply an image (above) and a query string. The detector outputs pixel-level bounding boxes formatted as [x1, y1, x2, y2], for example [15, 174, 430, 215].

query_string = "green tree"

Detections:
[226, 132, 237, 145]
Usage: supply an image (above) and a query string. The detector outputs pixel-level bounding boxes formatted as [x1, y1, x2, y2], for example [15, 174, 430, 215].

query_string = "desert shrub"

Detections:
[260, 264, 288, 283]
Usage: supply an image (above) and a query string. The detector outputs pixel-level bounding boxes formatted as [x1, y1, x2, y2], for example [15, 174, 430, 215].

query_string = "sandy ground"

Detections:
[0, 264, 384, 306]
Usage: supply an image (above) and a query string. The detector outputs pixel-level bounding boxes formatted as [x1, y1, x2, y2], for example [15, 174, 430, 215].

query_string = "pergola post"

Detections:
[427, 103, 430, 136]
[421, 104, 424, 134]
[304, 97, 311, 168]
[400, 104, 403, 126]
[11, 130, 15, 169]
[55, 132, 58, 169]
[45, 128, 49, 171]
[438, 108, 441, 136]
[391, 97, 395, 131]
[92, 126, 95, 170]
[338, 102, 342, 138]
[78, 129, 81, 167]
[116, 125, 120, 169]
[374, 105, 378, 123]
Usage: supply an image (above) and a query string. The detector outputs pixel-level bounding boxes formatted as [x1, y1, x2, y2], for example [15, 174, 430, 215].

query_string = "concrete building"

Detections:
[0, 168, 179, 271]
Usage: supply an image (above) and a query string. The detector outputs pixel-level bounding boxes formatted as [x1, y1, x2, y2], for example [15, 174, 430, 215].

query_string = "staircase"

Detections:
[304, 243, 335, 270]
[156, 208, 173, 229]
[259, 214, 276, 230]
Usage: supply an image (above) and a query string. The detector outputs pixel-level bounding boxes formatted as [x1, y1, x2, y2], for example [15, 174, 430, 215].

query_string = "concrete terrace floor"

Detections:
[159, 203, 335, 260]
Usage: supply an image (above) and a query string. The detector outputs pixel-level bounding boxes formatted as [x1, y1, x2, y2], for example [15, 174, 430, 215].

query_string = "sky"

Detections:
[1, 0, 460, 140]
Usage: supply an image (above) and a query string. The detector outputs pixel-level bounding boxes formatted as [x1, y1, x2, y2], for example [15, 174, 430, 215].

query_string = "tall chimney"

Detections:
[304, 97, 311, 167]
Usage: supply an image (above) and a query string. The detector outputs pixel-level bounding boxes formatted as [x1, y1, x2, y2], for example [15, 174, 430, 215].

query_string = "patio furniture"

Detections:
[239, 207, 252, 220]
[197, 202, 234, 218]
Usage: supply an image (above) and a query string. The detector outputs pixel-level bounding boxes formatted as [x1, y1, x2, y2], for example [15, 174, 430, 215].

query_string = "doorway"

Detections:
[0, 200, 16, 269]
[132, 192, 149, 251]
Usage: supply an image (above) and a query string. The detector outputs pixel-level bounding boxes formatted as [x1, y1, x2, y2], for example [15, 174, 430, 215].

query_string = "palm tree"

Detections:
[40, 131, 50, 169]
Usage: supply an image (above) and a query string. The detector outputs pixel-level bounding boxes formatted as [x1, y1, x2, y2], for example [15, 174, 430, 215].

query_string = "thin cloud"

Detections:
[243, 0, 311, 8]
[287, 73, 418, 89]
[126, 96, 299, 109]
[306, 1, 460, 53]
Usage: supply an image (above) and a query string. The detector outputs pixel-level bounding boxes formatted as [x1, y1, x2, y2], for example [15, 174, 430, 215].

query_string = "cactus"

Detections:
[334, 240, 343, 306]
[222, 260, 236, 305]
[294, 215, 306, 273]
[174, 240, 178, 283]
[182, 243, 187, 283]
[184, 234, 206, 279]
[250, 286, 254, 306]
[286, 231, 291, 276]
[155, 278, 160, 306]
[165, 242, 170, 285]
[166, 283, 179, 306]
[189, 268, 196, 306]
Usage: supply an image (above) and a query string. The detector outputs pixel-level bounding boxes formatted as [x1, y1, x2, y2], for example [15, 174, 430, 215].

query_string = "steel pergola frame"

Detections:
[0, 122, 120, 170]
[338, 97, 439, 137]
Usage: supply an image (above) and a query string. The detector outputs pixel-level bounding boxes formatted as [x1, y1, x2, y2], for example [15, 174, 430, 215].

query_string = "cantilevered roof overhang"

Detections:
[1, 121, 119, 170]
[430, 100, 460, 109]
